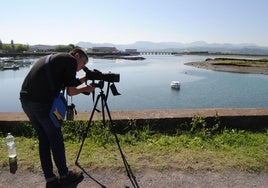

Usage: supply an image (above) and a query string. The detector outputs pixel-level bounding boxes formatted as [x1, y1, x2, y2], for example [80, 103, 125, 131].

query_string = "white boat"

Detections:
[170, 81, 180, 89]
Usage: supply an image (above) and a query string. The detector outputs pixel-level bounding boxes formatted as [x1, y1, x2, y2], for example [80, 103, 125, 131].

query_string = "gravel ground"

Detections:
[1, 168, 268, 188]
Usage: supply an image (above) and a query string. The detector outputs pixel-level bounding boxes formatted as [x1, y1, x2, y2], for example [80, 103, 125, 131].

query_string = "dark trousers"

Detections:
[20, 98, 68, 180]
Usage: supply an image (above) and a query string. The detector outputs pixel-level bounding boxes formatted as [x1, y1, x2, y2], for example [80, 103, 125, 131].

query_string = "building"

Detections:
[92, 47, 118, 53]
[125, 49, 139, 55]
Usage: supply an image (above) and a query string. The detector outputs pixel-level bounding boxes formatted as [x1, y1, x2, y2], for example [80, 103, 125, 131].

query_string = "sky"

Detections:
[1, 0, 268, 46]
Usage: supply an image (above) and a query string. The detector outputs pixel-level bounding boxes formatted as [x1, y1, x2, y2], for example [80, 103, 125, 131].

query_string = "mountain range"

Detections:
[31, 41, 268, 55]
[76, 41, 268, 55]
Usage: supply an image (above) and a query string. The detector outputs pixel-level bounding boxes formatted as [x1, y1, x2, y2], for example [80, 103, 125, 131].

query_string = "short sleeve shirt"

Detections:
[20, 53, 81, 104]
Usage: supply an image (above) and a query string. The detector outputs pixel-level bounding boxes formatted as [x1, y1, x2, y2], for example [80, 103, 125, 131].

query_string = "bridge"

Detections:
[139, 51, 177, 55]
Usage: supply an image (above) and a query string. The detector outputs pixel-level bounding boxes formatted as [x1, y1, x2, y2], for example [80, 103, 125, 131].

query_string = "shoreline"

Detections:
[1, 108, 268, 121]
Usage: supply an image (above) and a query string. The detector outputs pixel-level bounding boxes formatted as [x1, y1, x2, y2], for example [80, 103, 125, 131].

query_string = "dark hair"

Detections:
[69, 47, 88, 61]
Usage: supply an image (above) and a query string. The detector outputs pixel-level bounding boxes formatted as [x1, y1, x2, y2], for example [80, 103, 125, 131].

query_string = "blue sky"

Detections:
[1, 0, 268, 46]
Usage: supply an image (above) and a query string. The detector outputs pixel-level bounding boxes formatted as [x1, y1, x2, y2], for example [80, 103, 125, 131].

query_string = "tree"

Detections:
[2, 44, 12, 51]
[11, 40, 15, 50]
[15, 44, 29, 52]
[54, 45, 73, 52]
[68, 44, 75, 49]
[0, 40, 2, 50]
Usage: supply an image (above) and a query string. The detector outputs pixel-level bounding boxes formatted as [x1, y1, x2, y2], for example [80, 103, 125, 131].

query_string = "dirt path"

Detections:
[1, 168, 268, 188]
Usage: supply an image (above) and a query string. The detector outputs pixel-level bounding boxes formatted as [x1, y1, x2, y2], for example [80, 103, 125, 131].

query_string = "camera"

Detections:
[83, 67, 120, 83]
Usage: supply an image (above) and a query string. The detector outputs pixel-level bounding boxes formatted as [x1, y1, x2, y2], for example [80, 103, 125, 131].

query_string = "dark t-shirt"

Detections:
[20, 53, 81, 104]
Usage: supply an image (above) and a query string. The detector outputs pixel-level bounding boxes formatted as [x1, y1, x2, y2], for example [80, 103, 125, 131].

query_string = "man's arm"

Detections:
[67, 76, 94, 96]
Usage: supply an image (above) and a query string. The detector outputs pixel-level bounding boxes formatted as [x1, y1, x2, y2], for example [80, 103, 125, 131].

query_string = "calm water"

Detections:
[0, 55, 268, 112]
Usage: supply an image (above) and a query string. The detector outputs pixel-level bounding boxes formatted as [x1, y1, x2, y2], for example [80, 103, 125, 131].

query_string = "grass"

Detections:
[206, 57, 268, 67]
[1, 116, 268, 174]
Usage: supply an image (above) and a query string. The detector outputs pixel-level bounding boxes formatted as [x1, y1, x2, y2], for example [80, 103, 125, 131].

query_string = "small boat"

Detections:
[170, 81, 180, 89]
[2, 65, 20, 70]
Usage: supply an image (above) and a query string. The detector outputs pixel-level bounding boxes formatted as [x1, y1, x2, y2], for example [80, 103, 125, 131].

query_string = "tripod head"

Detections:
[91, 80, 121, 96]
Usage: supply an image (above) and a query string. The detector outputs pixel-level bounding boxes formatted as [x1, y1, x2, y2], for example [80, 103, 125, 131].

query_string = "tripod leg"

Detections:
[75, 94, 101, 165]
[101, 95, 140, 188]
[100, 93, 106, 124]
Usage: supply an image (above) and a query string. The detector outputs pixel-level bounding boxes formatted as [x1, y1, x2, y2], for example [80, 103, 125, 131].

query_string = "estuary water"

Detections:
[0, 55, 267, 112]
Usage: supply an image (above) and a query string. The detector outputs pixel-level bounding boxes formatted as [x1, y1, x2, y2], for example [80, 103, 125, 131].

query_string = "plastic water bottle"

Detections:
[6, 133, 17, 158]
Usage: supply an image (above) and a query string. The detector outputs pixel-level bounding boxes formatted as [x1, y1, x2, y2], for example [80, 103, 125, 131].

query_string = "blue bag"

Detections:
[45, 55, 67, 127]
[49, 92, 67, 128]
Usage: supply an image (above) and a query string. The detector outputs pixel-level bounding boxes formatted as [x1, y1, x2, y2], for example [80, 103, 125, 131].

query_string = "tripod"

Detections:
[75, 82, 139, 188]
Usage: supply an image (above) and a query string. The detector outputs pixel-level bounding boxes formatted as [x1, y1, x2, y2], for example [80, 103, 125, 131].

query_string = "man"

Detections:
[20, 48, 94, 187]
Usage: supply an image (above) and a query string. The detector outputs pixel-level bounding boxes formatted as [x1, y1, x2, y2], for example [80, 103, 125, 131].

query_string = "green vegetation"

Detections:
[1, 115, 268, 173]
[0, 39, 76, 53]
[1, 43, 29, 52]
[206, 58, 268, 67]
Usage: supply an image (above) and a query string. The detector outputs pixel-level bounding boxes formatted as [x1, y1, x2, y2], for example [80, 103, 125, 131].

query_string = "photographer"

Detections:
[20, 48, 94, 187]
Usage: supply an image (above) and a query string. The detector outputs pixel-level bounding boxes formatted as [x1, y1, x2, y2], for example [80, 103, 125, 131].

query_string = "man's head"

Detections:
[69, 48, 88, 71]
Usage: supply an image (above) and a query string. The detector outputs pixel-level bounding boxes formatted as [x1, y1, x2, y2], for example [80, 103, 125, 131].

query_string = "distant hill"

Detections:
[29, 41, 268, 55]
[76, 41, 268, 55]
